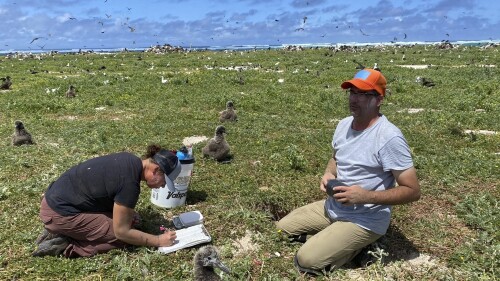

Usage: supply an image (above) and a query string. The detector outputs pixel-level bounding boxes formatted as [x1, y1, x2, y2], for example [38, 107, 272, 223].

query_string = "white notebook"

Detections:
[158, 224, 211, 254]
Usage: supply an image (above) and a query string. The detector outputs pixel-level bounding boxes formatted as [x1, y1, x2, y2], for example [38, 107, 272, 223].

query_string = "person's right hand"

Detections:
[320, 173, 336, 193]
[158, 229, 177, 247]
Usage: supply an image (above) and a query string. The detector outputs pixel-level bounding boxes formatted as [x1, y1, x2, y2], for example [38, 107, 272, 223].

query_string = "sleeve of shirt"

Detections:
[379, 136, 414, 172]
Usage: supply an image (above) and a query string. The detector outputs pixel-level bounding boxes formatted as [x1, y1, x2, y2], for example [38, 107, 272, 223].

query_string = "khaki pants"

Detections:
[276, 200, 382, 272]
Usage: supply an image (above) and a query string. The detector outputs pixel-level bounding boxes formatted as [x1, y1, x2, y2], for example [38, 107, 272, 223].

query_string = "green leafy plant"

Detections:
[285, 144, 307, 171]
[456, 192, 498, 233]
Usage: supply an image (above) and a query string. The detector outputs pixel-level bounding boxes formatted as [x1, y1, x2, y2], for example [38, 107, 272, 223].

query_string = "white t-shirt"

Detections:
[325, 115, 414, 235]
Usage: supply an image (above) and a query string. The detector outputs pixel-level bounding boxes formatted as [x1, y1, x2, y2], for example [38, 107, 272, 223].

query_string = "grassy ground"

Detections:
[0, 44, 498, 280]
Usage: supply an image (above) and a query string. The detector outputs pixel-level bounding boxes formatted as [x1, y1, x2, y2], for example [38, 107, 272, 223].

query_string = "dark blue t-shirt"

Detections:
[45, 152, 143, 216]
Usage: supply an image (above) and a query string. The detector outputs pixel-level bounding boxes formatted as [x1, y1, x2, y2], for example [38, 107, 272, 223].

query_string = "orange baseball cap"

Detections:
[341, 69, 387, 96]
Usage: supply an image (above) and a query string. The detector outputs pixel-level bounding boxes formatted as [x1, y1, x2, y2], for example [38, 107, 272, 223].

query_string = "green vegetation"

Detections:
[0, 44, 498, 280]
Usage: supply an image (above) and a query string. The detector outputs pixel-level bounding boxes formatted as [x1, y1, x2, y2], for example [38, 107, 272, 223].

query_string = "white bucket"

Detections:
[150, 159, 194, 208]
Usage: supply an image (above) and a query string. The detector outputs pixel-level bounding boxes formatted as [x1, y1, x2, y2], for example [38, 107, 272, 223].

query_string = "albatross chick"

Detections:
[12, 120, 35, 146]
[193, 245, 231, 281]
[202, 125, 230, 162]
[219, 101, 238, 122]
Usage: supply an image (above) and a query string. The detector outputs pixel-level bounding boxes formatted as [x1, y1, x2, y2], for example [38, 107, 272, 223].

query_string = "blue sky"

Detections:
[1, 0, 499, 50]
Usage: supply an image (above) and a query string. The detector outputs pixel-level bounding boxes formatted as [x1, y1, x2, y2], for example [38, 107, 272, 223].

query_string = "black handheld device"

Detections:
[326, 179, 345, 196]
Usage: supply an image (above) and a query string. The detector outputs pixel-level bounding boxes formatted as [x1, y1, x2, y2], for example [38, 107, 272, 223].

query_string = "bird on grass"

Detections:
[65, 85, 76, 98]
[193, 245, 231, 281]
[237, 75, 245, 85]
[416, 76, 436, 87]
[219, 101, 237, 123]
[12, 120, 35, 146]
[373, 63, 381, 72]
[353, 59, 365, 70]
[1, 76, 12, 90]
[202, 125, 230, 162]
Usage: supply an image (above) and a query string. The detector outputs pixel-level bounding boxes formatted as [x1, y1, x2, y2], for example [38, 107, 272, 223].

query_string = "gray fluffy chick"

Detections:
[202, 125, 230, 161]
[12, 120, 35, 146]
[193, 245, 231, 281]
[219, 101, 237, 122]
[65, 85, 76, 98]
[0, 76, 12, 90]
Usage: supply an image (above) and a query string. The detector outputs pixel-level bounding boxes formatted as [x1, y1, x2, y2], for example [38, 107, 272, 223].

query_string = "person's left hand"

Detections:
[333, 185, 369, 205]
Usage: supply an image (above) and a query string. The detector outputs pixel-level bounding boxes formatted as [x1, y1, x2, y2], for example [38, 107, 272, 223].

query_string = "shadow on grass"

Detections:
[186, 189, 208, 205]
[258, 201, 289, 221]
[383, 224, 421, 263]
[344, 223, 421, 269]
[137, 205, 173, 231]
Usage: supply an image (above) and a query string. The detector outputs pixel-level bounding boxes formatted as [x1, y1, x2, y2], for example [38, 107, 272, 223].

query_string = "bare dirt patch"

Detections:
[232, 230, 260, 257]
[397, 65, 431, 69]
[464, 129, 497, 135]
[183, 135, 208, 146]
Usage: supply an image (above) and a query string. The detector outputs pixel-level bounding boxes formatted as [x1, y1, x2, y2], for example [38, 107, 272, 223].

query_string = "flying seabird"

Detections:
[12, 120, 35, 146]
[360, 29, 369, 36]
[219, 101, 238, 123]
[202, 125, 231, 162]
[30, 37, 45, 44]
[193, 245, 231, 281]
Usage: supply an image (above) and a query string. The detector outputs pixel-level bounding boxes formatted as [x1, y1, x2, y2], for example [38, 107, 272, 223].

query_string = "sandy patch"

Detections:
[183, 135, 208, 146]
[397, 108, 425, 114]
[464, 129, 497, 135]
[232, 230, 260, 257]
[405, 253, 439, 268]
[346, 253, 452, 280]
[55, 115, 77, 121]
[397, 65, 431, 69]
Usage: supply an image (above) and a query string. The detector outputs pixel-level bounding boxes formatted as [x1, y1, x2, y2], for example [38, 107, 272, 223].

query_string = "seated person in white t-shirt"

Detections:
[276, 68, 420, 275]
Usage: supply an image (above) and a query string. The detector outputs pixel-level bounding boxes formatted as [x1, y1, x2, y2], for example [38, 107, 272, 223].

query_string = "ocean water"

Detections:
[1, 39, 498, 55]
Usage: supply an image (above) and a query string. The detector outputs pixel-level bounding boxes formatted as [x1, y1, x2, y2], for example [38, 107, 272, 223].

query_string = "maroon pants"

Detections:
[39, 197, 128, 257]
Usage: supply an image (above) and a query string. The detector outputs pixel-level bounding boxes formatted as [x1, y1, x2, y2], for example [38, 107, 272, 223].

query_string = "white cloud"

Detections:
[57, 13, 71, 23]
